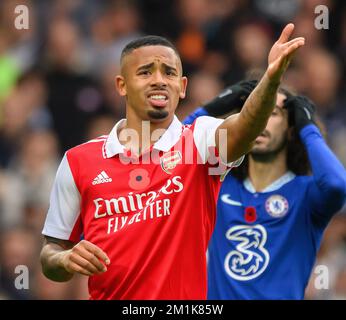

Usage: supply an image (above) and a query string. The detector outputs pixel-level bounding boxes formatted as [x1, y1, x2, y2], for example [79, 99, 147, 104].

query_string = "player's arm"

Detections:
[183, 80, 257, 125]
[40, 236, 110, 282]
[40, 153, 110, 282]
[216, 23, 305, 162]
[285, 96, 346, 223]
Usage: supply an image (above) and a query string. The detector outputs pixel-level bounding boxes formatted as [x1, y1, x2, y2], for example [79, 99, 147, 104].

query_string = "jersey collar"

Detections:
[103, 116, 183, 158]
[243, 171, 296, 193]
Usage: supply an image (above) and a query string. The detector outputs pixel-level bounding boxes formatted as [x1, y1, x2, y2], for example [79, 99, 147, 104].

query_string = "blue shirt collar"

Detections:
[243, 171, 296, 193]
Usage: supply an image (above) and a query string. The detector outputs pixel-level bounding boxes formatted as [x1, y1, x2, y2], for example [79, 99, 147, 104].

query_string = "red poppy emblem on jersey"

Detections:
[160, 151, 182, 174]
[244, 206, 257, 223]
[129, 169, 150, 190]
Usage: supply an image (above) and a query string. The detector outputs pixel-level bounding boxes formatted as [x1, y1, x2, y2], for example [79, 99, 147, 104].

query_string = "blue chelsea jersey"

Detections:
[184, 109, 346, 300]
[207, 172, 325, 300]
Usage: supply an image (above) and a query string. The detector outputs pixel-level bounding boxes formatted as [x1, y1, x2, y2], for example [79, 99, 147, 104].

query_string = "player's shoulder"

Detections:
[66, 135, 108, 157]
[192, 115, 221, 125]
[291, 174, 313, 184]
[187, 115, 223, 134]
[282, 174, 313, 192]
[221, 172, 242, 186]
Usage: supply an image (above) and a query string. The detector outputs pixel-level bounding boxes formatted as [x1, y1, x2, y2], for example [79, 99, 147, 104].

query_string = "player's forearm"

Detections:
[40, 243, 74, 282]
[238, 72, 279, 143]
[302, 125, 346, 210]
[218, 72, 280, 161]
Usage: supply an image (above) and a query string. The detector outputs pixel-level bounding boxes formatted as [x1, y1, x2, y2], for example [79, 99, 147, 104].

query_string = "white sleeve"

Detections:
[193, 116, 244, 167]
[42, 154, 81, 240]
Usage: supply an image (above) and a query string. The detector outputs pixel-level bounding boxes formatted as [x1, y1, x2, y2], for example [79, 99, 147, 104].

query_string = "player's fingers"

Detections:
[74, 247, 107, 272]
[69, 253, 103, 275]
[68, 261, 93, 276]
[275, 41, 304, 69]
[79, 240, 111, 265]
[267, 49, 294, 79]
[285, 39, 305, 56]
[283, 37, 305, 47]
[281, 49, 296, 70]
[89, 247, 111, 266]
[277, 23, 295, 43]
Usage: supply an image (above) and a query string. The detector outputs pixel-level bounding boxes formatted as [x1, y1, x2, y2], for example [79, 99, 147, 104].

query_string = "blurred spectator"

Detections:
[43, 18, 109, 152]
[175, 0, 212, 68]
[177, 71, 223, 120]
[97, 64, 126, 118]
[232, 22, 273, 72]
[305, 214, 346, 299]
[85, 114, 118, 141]
[0, 29, 19, 107]
[17, 69, 51, 130]
[0, 89, 31, 168]
[331, 128, 346, 166]
[87, 0, 143, 77]
[301, 48, 342, 113]
[0, 226, 38, 299]
[293, 12, 326, 48]
[0, 69, 51, 168]
[338, 8, 346, 84]
[0, 0, 38, 73]
[253, 0, 299, 23]
[298, 47, 346, 165]
[0, 130, 59, 230]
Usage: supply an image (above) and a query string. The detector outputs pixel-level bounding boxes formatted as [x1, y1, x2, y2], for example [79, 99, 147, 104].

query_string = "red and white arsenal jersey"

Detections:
[42, 116, 243, 300]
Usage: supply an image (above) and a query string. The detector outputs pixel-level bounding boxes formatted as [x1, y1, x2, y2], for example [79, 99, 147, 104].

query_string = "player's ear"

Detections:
[115, 75, 127, 96]
[179, 76, 188, 99]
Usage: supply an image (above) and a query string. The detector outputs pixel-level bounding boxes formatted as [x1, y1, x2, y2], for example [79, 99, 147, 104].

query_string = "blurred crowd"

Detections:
[0, 0, 345, 300]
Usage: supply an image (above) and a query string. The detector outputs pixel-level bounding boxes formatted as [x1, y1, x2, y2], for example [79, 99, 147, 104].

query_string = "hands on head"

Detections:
[203, 79, 258, 116]
[284, 95, 316, 131]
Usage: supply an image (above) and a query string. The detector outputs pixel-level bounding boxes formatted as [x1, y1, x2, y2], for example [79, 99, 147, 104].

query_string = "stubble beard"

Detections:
[147, 109, 169, 121]
[250, 136, 288, 163]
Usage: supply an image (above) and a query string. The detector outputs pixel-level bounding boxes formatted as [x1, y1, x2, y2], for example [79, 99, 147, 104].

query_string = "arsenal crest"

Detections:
[160, 151, 182, 174]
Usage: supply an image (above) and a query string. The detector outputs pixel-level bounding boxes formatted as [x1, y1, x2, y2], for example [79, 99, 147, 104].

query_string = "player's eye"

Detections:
[166, 69, 177, 76]
[138, 70, 151, 75]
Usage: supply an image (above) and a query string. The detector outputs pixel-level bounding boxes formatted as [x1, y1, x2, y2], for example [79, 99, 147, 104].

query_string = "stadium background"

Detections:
[0, 0, 345, 299]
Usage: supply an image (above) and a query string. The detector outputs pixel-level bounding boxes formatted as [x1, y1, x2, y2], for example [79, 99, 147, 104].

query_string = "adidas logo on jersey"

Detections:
[92, 171, 112, 185]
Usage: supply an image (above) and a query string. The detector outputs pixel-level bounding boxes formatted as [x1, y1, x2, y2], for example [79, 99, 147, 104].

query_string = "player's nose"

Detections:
[150, 70, 167, 87]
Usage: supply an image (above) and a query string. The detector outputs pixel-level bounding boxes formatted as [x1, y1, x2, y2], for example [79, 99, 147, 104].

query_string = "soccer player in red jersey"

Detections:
[40, 24, 304, 299]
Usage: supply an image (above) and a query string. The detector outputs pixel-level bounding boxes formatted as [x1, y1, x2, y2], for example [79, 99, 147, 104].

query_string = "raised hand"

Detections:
[267, 24, 305, 82]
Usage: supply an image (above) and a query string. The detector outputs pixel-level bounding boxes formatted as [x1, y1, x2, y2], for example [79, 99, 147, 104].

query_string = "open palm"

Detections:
[267, 24, 305, 82]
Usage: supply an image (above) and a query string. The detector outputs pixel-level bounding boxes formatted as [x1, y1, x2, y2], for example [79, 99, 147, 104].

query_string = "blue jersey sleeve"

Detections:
[183, 107, 209, 125]
[302, 124, 346, 224]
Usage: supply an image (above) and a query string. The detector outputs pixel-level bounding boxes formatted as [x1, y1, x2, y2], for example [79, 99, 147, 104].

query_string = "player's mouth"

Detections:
[147, 92, 169, 108]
